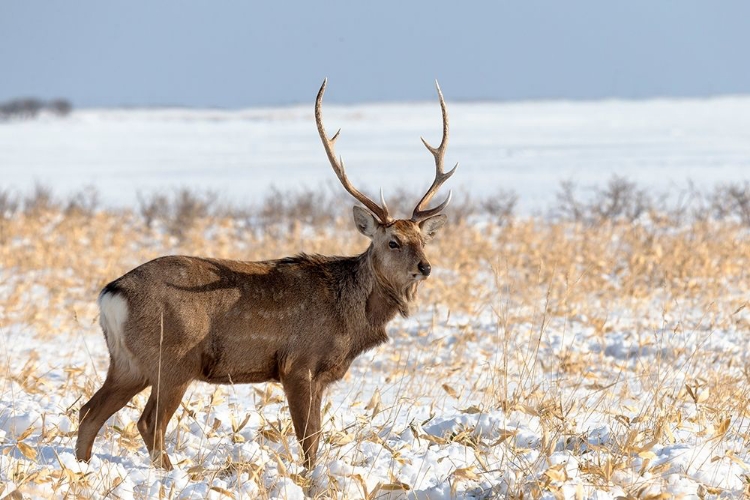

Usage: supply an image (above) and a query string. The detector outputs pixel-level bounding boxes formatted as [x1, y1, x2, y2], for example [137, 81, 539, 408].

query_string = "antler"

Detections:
[315, 79, 392, 224]
[411, 81, 458, 222]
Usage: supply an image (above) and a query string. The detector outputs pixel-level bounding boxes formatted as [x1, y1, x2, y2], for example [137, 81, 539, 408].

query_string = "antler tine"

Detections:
[315, 79, 391, 223]
[412, 80, 458, 222]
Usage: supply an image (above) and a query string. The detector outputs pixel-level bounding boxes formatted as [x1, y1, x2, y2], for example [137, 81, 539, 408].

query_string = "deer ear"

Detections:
[353, 206, 379, 238]
[418, 214, 447, 241]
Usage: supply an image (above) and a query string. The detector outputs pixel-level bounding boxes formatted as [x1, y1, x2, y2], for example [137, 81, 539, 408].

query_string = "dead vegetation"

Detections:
[1, 181, 750, 498]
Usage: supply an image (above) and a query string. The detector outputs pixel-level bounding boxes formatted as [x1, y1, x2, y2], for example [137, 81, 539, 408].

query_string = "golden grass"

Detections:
[4, 210, 748, 335]
[1, 207, 750, 498]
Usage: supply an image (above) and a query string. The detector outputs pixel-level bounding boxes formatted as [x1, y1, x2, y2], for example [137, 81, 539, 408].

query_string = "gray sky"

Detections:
[1, 1, 749, 107]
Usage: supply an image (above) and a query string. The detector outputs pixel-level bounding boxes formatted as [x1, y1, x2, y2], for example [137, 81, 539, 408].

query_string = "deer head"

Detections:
[315, 79, 457, 309]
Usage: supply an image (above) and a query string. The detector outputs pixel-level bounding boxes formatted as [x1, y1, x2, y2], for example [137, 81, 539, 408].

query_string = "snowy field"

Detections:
[1, 98, 750, 499]
[1, 97, 750, 214]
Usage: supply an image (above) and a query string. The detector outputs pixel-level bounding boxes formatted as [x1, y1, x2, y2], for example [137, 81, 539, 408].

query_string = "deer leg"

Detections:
[76, 366, 148, 462]
[282, 371, 323, 469]
[137, 381, 189, 470]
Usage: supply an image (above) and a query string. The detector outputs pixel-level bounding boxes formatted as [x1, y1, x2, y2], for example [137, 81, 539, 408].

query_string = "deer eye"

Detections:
[388, 240, 400, 249]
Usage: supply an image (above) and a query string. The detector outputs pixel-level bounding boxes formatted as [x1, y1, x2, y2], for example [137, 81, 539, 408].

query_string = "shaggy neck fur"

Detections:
[360, 245, 416, 322]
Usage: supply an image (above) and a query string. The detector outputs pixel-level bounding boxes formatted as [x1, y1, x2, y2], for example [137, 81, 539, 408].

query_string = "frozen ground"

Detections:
[1, 98, 750, 498]
[1, 96, 750, 213]
[2, 268, 750, 499]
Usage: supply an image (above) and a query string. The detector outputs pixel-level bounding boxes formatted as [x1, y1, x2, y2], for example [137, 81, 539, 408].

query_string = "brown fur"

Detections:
[76, 216, 446, 470]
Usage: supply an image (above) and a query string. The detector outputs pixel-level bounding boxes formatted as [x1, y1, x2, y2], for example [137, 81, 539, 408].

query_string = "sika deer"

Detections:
[76, 79, 457, 470]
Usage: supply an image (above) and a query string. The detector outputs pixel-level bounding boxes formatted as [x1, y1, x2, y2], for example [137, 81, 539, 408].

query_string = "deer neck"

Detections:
[360, 245, 413, 325]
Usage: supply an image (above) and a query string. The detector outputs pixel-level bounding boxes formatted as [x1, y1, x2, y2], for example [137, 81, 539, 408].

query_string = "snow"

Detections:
[1, 98, 750, 498]
[1, 97, 750, 214]
[3, 294, 750, 497]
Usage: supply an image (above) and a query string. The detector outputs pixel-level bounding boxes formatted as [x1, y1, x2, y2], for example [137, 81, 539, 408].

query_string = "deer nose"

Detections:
[418, 261, 431, 277]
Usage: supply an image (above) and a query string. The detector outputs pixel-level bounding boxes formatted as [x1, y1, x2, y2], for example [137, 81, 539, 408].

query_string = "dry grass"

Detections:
[1, 185, 750, 498]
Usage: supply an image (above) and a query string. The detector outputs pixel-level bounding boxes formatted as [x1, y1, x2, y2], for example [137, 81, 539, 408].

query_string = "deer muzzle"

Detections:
[417, 261, 432, 277]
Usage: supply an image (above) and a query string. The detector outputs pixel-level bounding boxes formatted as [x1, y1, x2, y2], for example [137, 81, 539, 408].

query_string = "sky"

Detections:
[1, 1, 749, 108]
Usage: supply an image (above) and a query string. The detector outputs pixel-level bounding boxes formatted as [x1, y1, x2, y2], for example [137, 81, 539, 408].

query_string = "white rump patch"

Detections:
[98, 291, 140, 377]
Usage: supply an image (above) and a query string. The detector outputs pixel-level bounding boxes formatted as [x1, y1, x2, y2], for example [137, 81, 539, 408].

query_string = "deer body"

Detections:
[77, 80, 457, 470]
[101, 251, 395, 388]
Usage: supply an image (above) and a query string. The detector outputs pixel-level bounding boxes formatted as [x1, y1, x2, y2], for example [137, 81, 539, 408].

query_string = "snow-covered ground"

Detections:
[2, 259, 749, 498]
[1, 97, 750, 213]
[1, 98, 750, 498]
